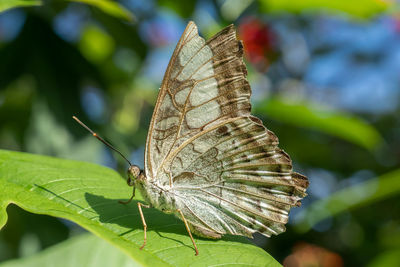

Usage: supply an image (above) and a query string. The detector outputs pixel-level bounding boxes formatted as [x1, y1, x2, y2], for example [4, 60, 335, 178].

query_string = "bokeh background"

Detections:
[1, 0, 400, 266]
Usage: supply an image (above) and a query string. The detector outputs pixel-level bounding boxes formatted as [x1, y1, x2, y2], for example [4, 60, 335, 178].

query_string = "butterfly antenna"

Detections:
[72, 116, 133, 166]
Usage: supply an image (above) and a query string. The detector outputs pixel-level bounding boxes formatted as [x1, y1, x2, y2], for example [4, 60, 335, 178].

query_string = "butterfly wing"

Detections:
[169, 116, 308, 237]
[145, 22, 251, 181]
[144, 22, 308, 237]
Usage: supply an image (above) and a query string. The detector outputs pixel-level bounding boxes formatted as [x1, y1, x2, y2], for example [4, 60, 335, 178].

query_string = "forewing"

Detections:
[170, 116, 308, 237]
[145, 22, 250, 180]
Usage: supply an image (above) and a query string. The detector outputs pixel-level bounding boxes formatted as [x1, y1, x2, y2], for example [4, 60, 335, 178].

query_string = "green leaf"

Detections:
[220, 0, 254, 21]
[157, 0, 196, 18]
[255, 98, 382, 150]
[258, 0, 390, 18]
[0, 0, 41, 13]
[368, 249, 400, 267]
[79, 24, 115, 63]
[0, 149, 280, 267]
[0, 0, 134, 21]
[294, 169, 400, 233]
[69, 0, 135, 21]
[0, 233, 139, 267]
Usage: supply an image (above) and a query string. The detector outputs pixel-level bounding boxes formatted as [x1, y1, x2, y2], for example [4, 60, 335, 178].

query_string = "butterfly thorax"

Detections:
[136, 177, 177, 214]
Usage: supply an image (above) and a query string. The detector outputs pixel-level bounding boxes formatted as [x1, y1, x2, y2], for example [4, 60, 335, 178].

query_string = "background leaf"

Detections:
[259, 0, 389, 18]
[255, 98, 383, 150]
[367, 249, 400, 267]
[0, 234, 139, 267]
[157, 0, 196, 18]
[0, 0, 134, 21]
[0, 149, 280, 267]
[0, 0, 41, 13]
[294, 169, 400, 233]
[69, 0, 134, 21]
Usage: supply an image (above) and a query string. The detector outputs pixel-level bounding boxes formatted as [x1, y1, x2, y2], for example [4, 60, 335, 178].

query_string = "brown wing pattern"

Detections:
[170, 116, 308, 237]
[145, 21, 308, 238]
[145, 22, 251, 180]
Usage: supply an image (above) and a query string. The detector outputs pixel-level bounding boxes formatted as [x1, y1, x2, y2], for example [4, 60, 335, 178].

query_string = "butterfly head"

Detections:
[127, 165, 145, 186]
[71, 116, 146, 189]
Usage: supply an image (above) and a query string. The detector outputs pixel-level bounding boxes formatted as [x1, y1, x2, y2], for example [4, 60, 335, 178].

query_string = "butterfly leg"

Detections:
[177, 209, 199, 256]
[119, 185, 136, 204]
[138, 202, 150, 250]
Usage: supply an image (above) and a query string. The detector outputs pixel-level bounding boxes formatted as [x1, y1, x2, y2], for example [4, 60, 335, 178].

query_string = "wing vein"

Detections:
[199, 188, 286, 224]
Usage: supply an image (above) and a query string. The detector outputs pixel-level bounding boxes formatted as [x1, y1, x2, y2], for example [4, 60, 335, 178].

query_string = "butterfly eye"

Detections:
[128, 165, 141, 179]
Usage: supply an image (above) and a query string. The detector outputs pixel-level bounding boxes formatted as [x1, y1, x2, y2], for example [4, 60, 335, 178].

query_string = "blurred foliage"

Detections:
[255, 98, 383, 150]
[0, 0, 400, 266]
[0, 0, 41, 13]
[0, 205, 69, 261]
[157, 0, 196, 18]
[69, 0, 134, 21]
[368, 249, 400, 267]
[1, 0, 134, 20]
[259, 0, 390, 18]
[295, 169, 400, 232]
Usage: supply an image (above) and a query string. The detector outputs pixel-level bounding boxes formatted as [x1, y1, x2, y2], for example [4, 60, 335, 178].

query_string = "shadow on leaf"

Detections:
[84, 192, 252, 246]
[84, 192, 199, 249]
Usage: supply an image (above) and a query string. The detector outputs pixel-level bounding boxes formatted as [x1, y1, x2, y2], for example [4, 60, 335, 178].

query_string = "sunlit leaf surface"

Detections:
[0, 149, 280, 267]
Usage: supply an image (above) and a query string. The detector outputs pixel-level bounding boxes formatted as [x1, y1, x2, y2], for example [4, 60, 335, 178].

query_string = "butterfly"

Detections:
[74, 21, 308, 256]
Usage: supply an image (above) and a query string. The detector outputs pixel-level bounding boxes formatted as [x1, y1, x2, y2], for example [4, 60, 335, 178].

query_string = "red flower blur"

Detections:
[283, 242, 343, 267]
[239, 17, 277, 72]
